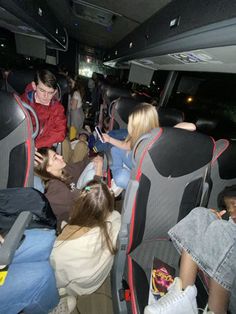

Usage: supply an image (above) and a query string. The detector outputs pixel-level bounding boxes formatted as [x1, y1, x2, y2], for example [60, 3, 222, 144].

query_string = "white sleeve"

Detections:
[72, 91, 82, 108]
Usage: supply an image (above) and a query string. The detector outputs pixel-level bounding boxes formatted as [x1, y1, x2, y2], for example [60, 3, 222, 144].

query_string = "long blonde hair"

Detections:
[127, 103, 159, 149]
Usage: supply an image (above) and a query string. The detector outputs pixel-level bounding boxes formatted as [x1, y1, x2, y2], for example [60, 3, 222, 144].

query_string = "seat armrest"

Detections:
[0, 211, 32, 266]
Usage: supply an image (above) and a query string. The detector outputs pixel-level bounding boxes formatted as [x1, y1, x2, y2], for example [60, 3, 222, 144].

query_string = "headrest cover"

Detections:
[143, 127, 214, 177]
[158, 107, 184, 127]
[105, 86, 131, 103]
[0, 91, 25, 140]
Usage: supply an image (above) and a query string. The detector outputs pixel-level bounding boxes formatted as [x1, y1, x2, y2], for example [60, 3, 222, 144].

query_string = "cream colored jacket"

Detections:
[50, 211, 121, 296]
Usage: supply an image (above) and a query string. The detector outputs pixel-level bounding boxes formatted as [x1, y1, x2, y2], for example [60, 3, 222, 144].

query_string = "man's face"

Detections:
[33, 80, 57, 106]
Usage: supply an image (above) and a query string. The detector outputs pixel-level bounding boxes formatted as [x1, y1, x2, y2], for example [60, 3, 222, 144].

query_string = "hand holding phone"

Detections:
[95, 126, 105, 143]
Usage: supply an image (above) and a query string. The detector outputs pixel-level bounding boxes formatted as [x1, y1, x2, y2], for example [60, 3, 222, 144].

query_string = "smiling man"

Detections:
[21, 69, 66, 148]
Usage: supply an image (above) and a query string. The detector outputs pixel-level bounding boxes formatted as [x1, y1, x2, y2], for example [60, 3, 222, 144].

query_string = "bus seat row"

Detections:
[0, 91, 34, 189]
[5, 69, 69, 101]
[111, 125, 236, 314]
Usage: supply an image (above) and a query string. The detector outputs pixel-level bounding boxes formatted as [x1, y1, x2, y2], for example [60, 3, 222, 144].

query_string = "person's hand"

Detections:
[34, 151, 44, 166]
[210, 208, 226, 219]
[0, 234, 4, 245]
[102, 133, 110, 143]
[93, 155, 103, 168]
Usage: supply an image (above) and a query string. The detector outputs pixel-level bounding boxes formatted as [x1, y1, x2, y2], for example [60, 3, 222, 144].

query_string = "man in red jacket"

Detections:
[21, 69, 66, 148]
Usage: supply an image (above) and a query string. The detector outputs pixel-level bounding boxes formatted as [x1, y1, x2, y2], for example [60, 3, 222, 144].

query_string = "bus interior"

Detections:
[0, 0, 235, 314]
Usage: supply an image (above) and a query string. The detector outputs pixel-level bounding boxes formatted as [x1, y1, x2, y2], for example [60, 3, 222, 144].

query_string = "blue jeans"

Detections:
[95, 129, 128, 152]
[0, 229, 59, 314]
[110, 146, 132, 189]
[34, 175, 45, 193]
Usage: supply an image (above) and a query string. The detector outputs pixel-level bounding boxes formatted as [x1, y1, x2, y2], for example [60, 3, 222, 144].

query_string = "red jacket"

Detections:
[21, 85, 66, 148]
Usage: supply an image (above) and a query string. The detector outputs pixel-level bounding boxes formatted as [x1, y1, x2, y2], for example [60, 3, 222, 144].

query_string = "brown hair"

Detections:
[103, 116, 111, 132]
[69, 180, 117, 255]
[127, 103, 159, 149]
[34, 69, 57, 90]
[71, 75, 85, 100]
[34, 147, 69, 189]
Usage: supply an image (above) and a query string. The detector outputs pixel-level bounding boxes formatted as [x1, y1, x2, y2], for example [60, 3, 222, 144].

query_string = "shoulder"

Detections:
[107, 211, 121, 228]
[72, 91, 80, 99]
[46, 179, 68, 194]
[51, 99, 65, 113]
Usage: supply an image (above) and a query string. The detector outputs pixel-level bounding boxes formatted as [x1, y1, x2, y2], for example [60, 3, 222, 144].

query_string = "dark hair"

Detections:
[217, 185, 236, 210]
[71, 75, 85, 99]
[34, 69, 57, 90]
[69, 180, 117, 254]
[34, 147, 70, 189]
[103, 116, 111, 132]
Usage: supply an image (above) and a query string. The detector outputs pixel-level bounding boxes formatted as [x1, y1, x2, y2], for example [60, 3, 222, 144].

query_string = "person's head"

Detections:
[103, 116, 111, 133]
[70, 180, 117, 254]
[92, 72, 98, 81]
[73, 75, 85, 98]
[127, 103, 159, 149]
[34, 147, 66, 182]
[32, 69, 57, 106]
[78, 132, 89, 142]
[218, 185, 236, 220]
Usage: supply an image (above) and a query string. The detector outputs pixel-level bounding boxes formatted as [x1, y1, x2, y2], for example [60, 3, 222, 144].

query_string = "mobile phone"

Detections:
[95, 126, 105, 143]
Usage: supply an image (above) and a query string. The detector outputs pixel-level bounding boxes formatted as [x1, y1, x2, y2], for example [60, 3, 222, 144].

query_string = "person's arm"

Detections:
[93, 156, 103, 179]
[70, 91, 78, 110]
[174, 122, 196, 131]
[0, 234, 4, 245]
[71, 91, 82, 110]
[102, 133, 131, 150]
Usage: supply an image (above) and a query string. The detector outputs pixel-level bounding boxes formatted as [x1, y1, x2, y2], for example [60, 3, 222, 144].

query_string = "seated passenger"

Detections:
[145, 185, 236, 314]
[0, 229, 59, 314]
[62, 131, 89, 163]
[94, 116, 128, 153]
[21, 69, 66, 148]
[50, 180, 121, 311]
[103, 103, 196, 192]
[34, 148, 103, 229]
[103, 103, 159, 191]
[68, 75, 85, 138]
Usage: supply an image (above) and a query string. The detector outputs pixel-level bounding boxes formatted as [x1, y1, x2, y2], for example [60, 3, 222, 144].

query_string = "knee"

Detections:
[113, 171, 130, 189]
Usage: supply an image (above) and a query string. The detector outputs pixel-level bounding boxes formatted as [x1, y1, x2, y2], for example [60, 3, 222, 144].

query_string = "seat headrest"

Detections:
[56, 74, 69, 97]
[158, 107, 184, 126]
[196, 117, 218, 134]
[105, 86, 131, 103]
[114, 96, 141, 124]
[7, 69, 34, 94]
[0, 91, 26, 140]
[7, 70, 69, 98]
[217, 140, 236, 180]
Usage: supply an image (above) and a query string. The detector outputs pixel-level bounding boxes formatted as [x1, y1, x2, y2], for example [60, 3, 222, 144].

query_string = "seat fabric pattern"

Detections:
[0, 91, 34, 188]
[112, 127, 215, 314]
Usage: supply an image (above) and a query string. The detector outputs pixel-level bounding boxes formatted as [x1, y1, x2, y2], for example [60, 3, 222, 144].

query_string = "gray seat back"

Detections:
[112, 127, 215, 314]
[208, 139, 236, 208]
[0, 91, 34, 188]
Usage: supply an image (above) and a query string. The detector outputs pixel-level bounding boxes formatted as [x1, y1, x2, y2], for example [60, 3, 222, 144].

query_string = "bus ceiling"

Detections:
[104, 0, 236, 73]
[0, 0, 68, 51]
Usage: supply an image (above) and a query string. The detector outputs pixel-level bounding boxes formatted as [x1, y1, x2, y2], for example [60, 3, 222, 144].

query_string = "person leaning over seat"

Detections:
[21, 69, 66, 149]
[50, 180, 121, 313]
[34, 148, 103, 231]
[102, 103, 196, 192]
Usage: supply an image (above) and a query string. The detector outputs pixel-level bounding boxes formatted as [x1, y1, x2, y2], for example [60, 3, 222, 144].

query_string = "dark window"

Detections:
[166, 72, 236, 139]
